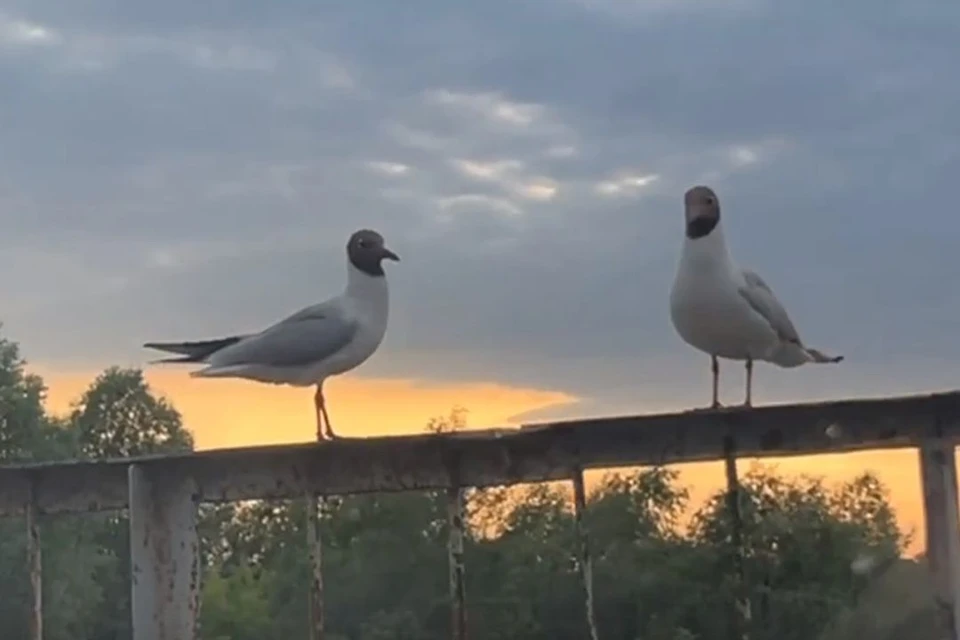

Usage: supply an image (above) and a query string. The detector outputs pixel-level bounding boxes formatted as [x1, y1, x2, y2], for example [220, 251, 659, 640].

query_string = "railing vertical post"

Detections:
[306, 495, 325, 640]
[26, 481, 42, 640]
[447, 485, 467, 640]
[723, 435, 751, 640]
[919, 440, 960, 640]
[572, 466, 599, 640]
[129, 464, 201, 640]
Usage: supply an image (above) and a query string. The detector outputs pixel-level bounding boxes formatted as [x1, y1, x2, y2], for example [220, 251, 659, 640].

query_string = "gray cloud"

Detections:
[1, 0, 959, 414]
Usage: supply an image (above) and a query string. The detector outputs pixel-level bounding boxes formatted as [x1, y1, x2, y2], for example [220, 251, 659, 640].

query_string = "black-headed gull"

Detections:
[669, 186, 841, 408]
[144, 229, 400, 440]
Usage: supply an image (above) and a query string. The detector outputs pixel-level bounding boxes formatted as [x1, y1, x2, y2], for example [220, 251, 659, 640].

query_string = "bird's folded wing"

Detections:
[207, 302, 360, 368]
[738, 269, 802, 344]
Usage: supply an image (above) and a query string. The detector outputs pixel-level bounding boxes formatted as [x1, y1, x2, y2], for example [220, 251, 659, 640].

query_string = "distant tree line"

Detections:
[0, 332, 942, 639]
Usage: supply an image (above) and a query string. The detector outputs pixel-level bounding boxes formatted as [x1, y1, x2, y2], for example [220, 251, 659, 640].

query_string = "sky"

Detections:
[1, 0, 958, 550]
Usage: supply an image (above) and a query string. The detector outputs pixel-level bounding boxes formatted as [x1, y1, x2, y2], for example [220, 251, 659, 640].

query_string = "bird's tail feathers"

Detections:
[806, 348, 844, 364]
[143, 336, 245, 364]
[147, 355, 201, 365]
[771, 342, 843, 368]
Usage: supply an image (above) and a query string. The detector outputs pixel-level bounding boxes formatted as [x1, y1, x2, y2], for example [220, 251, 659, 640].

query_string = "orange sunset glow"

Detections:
[38, 367, 929, 554]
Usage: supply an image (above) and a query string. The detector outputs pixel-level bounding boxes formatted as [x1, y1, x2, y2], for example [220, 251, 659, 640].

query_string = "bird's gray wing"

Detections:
[738, 269, 802, 344]
[207, 299, 359, 368]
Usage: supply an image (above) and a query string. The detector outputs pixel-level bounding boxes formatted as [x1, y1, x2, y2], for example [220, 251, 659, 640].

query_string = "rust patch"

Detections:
[571, 467, 598, 640]
[447, 487, 468, 640]
[306, 495, 325, 640]
[26, 487, 42, 640]
[723, 437, 752, 640]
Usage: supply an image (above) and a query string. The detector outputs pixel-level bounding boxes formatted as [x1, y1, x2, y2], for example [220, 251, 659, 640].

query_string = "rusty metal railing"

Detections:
[5, 390, 960, 640]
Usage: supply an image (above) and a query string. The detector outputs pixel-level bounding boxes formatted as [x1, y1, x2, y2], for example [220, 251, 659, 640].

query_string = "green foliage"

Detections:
[0, 332, 122, 640]
[200, 564, 273, 640]
[685, 465, 905, 640]
[0, 332, 60, 462]
[70, 366, 194, 458]
[0, 330, 940, 640]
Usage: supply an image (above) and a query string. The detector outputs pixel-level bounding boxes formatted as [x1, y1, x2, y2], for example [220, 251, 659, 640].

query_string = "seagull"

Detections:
[143, 228, 399, 440]
[669, 185, 842, 408]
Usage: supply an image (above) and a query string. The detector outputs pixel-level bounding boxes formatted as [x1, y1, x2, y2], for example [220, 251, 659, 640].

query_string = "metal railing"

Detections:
[3, 390, 960, 640]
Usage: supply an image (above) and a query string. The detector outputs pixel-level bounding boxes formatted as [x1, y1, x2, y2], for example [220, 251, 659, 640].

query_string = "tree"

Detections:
[200, 563, 273, 640]
[0, 332, 58, 462]
[686, 464, 906, 640]
[70, 366, 193, 459]
[588, 468, 698, 640]
[0, 331, 112, 640]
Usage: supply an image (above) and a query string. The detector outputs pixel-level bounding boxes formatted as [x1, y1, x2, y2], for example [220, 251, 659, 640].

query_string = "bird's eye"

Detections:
[358, 239, 367, 248]
[705, 198, 714, 205]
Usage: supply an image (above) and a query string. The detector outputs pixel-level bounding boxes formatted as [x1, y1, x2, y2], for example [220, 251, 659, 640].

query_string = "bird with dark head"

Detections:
[144, 227, 400, 441]
[347, 229, 400, 277]
[670, 186, 842, 409]
[683, 185, 722, 240]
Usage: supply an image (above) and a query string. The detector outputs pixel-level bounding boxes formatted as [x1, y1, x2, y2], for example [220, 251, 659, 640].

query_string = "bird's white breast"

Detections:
[310, 272, 390, 380]
[670, 253, 778, 361]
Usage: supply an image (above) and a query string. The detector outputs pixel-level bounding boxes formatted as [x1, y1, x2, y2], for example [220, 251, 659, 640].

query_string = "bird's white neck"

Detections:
[345, 260, 389, 302]
[680, 221, 737, 273]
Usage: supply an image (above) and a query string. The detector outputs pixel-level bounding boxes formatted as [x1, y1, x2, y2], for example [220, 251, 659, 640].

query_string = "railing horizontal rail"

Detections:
[1, 390, 959, 516]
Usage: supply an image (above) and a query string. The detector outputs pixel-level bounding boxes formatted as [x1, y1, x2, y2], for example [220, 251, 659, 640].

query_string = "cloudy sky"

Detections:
[1, 0, 959, 426]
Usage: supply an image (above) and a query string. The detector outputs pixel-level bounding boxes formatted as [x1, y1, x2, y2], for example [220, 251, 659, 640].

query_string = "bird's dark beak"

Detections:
[381, 247, 400, 262]
[685, 206, 705, 223]
[686, 206, 717, 226]
[684, 207, 719, 239]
